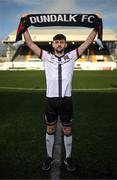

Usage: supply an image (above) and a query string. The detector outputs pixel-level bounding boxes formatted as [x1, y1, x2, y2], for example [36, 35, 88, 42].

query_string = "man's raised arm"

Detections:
[22, 14, 42, 58]
[78, 28, 97, 57]
[23, 30, 42, 58]
[78, 14, 102, 57]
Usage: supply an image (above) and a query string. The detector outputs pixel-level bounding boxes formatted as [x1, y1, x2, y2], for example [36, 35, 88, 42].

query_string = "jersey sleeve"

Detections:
[39, 49, 48, 61]
[69, 49, 79, 61]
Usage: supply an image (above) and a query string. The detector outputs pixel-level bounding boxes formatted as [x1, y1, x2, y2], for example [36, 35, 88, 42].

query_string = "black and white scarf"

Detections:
[14, 14, 103, 49]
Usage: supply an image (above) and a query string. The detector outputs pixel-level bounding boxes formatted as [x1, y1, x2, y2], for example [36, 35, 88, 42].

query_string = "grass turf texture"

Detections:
[0, 70, 117, 179]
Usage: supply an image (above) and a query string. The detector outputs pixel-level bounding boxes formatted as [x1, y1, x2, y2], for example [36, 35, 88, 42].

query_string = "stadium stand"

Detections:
[2, 28, 117, 70]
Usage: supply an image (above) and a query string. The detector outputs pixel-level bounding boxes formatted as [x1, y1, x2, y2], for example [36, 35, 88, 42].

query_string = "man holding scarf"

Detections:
[20, 13, 102, 172]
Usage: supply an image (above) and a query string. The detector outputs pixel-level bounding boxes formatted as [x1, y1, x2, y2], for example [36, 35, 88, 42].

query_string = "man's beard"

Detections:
[55, 48, 64, 54]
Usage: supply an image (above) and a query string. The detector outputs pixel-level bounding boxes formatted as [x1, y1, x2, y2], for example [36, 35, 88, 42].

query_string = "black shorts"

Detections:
[45, 97, 73, 126]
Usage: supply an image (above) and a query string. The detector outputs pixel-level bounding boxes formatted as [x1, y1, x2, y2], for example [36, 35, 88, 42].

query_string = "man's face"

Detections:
[52, 39, 67, 54]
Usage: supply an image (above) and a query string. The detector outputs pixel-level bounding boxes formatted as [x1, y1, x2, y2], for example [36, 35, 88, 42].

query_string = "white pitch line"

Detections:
[0, 87, 45, 91]
[0, 86, 117, 91]
[50, 119, 62, 180]
[73, 88, 117, 91]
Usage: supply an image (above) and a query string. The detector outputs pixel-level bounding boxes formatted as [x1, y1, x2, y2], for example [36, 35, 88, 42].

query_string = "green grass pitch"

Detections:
[0, 70, 117, 179]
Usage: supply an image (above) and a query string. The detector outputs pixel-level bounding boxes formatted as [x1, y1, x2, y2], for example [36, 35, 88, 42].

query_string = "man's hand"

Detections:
[96, 13, 102, 19]
[21, 13, 28, 18]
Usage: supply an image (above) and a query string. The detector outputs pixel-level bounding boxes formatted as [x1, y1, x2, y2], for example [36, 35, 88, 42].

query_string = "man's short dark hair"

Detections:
[53, 34, 66, 41]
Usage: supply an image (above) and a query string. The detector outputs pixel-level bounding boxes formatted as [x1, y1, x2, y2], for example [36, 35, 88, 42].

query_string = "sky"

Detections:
[0, 0, 117, 40]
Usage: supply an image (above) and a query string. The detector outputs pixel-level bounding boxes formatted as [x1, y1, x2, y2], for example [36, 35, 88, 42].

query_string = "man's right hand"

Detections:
[21, 13, 28, 18]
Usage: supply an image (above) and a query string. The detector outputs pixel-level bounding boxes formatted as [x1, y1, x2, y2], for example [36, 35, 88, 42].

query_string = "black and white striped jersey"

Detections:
[41, 49, 79, 97]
